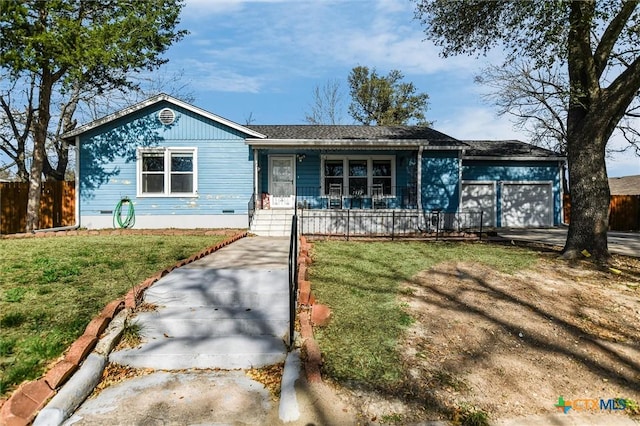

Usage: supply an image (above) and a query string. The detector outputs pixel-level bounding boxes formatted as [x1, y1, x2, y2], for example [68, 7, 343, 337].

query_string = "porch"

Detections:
[249, 202, 485, 239]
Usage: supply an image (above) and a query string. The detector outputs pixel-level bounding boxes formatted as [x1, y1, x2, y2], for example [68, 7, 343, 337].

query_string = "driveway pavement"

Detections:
[497, 228, 640, 257]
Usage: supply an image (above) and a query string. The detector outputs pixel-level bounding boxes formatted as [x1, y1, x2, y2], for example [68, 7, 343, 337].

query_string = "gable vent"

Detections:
[158, 108, 176, 125]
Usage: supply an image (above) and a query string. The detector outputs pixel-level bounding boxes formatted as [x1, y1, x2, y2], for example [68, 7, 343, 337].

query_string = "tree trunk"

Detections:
[26, 70, 53, 232]
[563, 125, 610, 262]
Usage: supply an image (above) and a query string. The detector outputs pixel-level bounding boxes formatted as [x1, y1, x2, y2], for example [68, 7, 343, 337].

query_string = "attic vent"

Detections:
[158, 108, 175, 125]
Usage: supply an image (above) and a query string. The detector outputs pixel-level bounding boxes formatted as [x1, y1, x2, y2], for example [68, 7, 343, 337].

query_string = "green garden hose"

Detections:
[113, 197, 135, 228]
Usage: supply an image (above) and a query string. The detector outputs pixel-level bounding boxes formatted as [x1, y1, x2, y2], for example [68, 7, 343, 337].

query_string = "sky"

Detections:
[161, 0, 638, 177]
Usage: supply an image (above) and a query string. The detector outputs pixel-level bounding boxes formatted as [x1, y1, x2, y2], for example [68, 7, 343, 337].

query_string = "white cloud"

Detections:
[436, 107, 526, 141]
[174, 59, 265, 93]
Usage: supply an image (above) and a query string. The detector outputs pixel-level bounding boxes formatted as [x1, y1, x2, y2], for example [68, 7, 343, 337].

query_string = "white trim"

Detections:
[136, 147, 198, 198]
[63, 93, 266, 141]
[320, 155, 396, 196]
[75, 136, 81, 227]
[461, 180, 498, 227]
[246, 138, 463, 150]
[500, 181, 554, 227]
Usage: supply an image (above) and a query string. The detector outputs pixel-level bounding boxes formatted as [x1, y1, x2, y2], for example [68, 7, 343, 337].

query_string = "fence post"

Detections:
[346, 209, 350, 241]
[391, 211, 395, 241]
[436, 211, 440, 241]
[479, 211, 483, 241]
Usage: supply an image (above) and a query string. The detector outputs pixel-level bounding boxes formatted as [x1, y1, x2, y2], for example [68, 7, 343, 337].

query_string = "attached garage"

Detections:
[461, 181, 496, 227]
[501, 182, 553, 227]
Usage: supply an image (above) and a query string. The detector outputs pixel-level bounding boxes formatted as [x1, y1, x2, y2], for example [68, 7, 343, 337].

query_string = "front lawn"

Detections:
[0, 232, 234, 397]
[308, 241, 640, 424]
[309, 241, 534, 388]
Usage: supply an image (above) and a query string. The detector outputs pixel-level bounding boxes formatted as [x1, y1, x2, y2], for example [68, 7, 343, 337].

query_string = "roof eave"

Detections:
[245, 138, 463, 150]
[463, 155, 566, 161]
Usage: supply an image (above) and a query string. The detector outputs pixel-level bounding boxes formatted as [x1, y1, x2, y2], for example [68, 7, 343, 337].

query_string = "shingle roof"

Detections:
[462, 140, 561, 158]
[246, 125, 464, 147]
[609, 175, 640, 195]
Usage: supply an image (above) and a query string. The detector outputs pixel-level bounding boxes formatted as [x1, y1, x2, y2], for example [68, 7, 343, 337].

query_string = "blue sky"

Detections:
[164, 0, 638, 177]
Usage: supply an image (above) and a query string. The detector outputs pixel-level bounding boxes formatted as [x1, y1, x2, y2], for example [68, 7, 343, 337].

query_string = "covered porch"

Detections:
[244, 125, 466, 214]
[249, 148, 422, 211]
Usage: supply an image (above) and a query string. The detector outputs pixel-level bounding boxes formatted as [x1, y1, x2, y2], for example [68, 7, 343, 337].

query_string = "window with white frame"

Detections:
[138, 148, 197, 196]
[322, 156, 394, 196]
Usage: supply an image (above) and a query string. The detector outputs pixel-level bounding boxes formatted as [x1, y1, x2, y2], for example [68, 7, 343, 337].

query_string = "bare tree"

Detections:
[476, 62, 569, 155]
[304, 79, 346, 125]
[476, 61, 640, 157]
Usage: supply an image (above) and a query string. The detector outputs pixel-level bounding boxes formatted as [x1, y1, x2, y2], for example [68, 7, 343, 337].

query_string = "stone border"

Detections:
[296, 236, 331, 384]
[0, 231, 247, 426]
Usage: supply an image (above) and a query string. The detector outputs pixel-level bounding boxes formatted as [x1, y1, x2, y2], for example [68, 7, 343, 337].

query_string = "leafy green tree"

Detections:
[415, 1, 640, 262]
[348, 66, 431, 126]
[0, 0, 186, 231]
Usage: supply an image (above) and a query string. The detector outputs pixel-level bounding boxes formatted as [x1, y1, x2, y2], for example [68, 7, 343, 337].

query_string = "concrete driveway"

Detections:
[497, 228, 640, 258]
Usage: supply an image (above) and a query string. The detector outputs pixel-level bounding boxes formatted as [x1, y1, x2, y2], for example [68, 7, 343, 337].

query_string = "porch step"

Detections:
[250, 209, 295, 237]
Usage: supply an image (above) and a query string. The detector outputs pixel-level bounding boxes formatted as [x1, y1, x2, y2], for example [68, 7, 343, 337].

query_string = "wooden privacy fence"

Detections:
[564, 194, 640, 231]
[0, 181, 75, 234]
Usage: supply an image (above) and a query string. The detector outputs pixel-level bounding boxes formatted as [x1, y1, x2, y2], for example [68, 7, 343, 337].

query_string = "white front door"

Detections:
[269, 156, 295, 209]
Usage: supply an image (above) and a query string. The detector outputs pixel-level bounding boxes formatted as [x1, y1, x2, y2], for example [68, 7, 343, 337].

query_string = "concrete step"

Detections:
[251, 229, 291, 237]
[110, 335, 288, 369]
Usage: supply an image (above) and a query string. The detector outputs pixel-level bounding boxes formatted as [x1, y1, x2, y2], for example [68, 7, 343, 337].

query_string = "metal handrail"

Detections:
[287, 213, 299, 348]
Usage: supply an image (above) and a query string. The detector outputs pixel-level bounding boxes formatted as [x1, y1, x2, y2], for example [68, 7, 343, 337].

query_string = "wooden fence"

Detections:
[0, 181, 75, 234]
[564, 194, 640, 231]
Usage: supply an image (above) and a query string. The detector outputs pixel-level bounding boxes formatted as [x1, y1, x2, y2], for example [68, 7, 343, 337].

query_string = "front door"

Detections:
[269, 156, 295, 209]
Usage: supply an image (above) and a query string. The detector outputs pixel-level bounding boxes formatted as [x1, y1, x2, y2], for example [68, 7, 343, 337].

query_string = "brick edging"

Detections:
[0, 231, 247, 426]
[297, 236, 331, 384]
[0, 228, 238, 240]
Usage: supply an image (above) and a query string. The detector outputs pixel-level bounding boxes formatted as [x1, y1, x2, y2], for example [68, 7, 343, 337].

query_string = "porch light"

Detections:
[297, 154, 306, 162]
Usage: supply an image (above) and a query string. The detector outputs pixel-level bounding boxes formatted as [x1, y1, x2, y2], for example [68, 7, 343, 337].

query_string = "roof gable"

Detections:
[62, 94, 266, 141]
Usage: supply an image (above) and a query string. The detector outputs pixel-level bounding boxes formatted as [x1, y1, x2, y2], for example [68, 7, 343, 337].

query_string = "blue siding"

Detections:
[421, 151, 460, 212]
[462, 160, 563, 225]
[79, 101, 253, 218]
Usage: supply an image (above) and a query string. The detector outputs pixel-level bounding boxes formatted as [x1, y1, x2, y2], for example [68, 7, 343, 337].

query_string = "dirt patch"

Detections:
[336, 253, 640, 424]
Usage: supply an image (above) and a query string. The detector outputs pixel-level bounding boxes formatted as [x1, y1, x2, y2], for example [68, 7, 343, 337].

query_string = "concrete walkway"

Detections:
[109, 236, 291, 370]
[51, 236, 302, 425]
[497, 228, 640, 258]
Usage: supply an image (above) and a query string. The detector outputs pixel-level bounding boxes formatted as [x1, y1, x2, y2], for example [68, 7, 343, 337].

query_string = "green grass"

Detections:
[0, 233, 233, 397]
[309, 241, 536, 390]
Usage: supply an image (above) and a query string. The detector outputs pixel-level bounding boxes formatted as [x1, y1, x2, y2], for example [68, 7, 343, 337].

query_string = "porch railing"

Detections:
[299, 209, 484, 240]
[295, 185, 418, 210]
[287, 212, 299, 348]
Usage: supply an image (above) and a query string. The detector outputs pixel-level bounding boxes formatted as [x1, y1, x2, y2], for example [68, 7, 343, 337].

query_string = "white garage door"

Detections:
[461, 182, 496, 227]
[501, 183, 552, 227]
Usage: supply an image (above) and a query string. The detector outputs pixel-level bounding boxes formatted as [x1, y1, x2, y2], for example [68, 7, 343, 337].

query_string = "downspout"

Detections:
[559, 160, 567, 226]
[34, 136, 80, 233]
[458, 149, 464, 213]
[416, 145, 423, 211]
